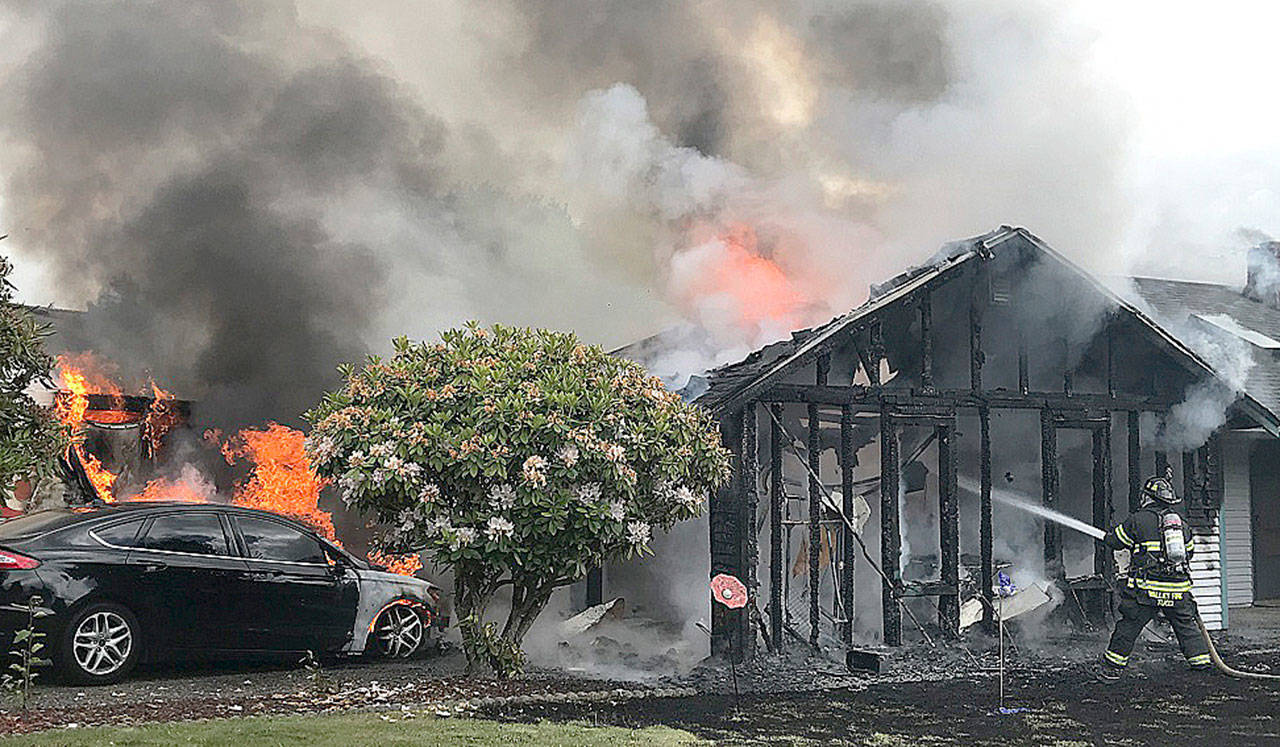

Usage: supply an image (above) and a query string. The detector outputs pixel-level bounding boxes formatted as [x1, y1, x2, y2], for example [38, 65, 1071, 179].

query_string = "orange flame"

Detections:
[130, 476, 211, 503]
[54, 355, 128, 502]
[52, 356, 420, 576]
[225, 423, 334, 541]
[674, 224, 808, 331]
[368, 550, 424, 577]
[142, 383, 182, 457]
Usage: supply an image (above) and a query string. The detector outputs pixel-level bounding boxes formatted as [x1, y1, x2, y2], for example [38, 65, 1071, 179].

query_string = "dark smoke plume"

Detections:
[1, 0, 1129, 428]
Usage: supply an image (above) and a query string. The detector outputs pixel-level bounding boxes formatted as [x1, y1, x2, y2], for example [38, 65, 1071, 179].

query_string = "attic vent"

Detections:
[989, 275, 1012, 306]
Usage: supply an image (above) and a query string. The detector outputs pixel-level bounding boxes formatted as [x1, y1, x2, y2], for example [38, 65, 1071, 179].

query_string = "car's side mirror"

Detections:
[326, 552, 349, 573]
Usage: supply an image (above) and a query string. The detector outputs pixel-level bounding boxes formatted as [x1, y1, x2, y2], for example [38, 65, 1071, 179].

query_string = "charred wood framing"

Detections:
[840, 404, 856, 646]
[1204, 434, 1225, 512]
[1128, 411, 1142, 513]
[1018, 328, 1030, 395]
[1092, 422, 1112, 578]
[807, 402, 822, 649]
[1155, 450, 1169, 478]
[1063, 339, 1074, 396]
[759, 384, 1173, 413]
[868, 321, 884, 387]
[969, 302, 984, 392]
[816, 352, 831, 387]
[769, 403, 784, 652]
[741, 403, 760, 660]
[710, 413, 743, 657]
[1041, 409, 1063, 580]
[937, 420, 960, 636]
[919, 293, 934, 391]
[1106, 319, 1116, 397]
[979, 405, 994, 631]
[879, 406, 902, 646]
[58, 392, 193, 418]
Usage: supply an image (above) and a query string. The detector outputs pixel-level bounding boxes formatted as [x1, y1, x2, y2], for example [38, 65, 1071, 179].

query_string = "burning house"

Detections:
[617, 225, 1280, 661]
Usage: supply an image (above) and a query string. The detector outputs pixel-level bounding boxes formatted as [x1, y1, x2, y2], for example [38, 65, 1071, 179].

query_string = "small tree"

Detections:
[306, 324, 731, 676]
[0, 253, 66, 498]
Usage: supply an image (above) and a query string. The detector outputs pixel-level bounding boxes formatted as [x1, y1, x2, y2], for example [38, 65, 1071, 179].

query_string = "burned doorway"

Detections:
[1041, 410, 1113, 620]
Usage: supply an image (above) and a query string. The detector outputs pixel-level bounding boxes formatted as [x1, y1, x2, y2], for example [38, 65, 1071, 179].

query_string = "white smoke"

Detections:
[1155, 314, 1254, 451]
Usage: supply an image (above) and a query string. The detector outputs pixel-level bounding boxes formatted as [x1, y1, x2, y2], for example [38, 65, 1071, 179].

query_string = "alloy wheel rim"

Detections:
[375, 605, 423, 658]
[73, 611, 132, 676]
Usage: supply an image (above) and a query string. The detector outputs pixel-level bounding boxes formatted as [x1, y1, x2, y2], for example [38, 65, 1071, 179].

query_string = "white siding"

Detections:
[1222, 436, 1254, 609]
[1189, 509, 1223, 630]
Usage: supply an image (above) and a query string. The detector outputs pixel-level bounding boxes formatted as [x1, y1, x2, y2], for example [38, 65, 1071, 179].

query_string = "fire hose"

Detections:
[1194, 613, 1280, 680]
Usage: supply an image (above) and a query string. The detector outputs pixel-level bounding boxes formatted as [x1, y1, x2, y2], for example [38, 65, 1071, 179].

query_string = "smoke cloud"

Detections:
[0, 0, 1133, 428]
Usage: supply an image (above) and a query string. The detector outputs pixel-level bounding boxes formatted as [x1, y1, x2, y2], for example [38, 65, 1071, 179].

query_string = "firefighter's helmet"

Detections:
[1141, 475, 1178, 505]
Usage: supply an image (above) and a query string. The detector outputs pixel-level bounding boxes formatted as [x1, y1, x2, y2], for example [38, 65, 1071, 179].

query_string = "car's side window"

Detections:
[93, 518, 146, 547]
[137, 514, 230, 556]
[237, 517, 326, 564]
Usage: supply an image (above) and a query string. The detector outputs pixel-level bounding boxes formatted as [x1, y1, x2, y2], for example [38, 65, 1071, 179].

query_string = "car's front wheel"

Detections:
[370, 603, 426, 658]
[58, 602, 140, 685]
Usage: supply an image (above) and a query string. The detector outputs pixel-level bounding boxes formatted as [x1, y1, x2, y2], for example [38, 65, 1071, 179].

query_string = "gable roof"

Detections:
[1132, 277, 1280, 429]
[692, 226, 1280, 436]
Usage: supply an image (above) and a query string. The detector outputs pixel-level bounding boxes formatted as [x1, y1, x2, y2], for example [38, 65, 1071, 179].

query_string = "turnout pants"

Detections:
[1104, 587, 1210, 669]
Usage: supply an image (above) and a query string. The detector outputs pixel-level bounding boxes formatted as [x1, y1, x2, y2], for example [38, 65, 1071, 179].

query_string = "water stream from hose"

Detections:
[957, 476, 1106, 540]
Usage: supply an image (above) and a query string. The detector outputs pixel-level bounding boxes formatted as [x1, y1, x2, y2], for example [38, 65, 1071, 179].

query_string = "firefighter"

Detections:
[1099, 474, 1211, 680]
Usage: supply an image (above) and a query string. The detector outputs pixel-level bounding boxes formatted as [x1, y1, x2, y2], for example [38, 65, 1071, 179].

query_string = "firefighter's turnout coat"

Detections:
[1101, 504, 1210, 668]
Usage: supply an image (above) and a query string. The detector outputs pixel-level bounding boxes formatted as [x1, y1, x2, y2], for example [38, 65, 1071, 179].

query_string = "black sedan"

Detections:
[0, 502, 445, 684]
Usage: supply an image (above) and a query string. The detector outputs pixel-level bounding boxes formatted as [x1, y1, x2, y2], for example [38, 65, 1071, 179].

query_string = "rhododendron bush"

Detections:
[305, 324, 731, 675]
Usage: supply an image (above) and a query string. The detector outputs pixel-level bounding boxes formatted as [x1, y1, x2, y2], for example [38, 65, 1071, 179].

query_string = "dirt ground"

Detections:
[483, 656, 1280, 745]
[3, 609, 1280, 743]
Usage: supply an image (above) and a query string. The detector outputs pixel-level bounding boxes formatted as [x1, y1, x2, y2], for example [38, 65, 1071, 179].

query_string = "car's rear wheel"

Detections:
[371, 603, 426, 658]
[59, 602, 140, 685]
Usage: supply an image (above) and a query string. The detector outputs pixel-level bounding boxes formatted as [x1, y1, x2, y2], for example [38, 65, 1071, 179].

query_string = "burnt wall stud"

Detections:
[840, 404, 856, 646]
[1106, 319, 1116, 398]
[969, 302, 984, 392]
[1018, 327, 1030, 395]
[937, 420, 960, 636]
[880, 405, 902, 646]
[1041, 409, 1063, 580]
[1155, 450, 1169, 478]
[979, 405, 994, 632]
[769, 403, 784, 652]
[1128, 411, 1142, 513]
[741, 403, 760, 660]
[807, 402, 822, 649]
[868, 322, 884, 387]
[816, 352, 831, 387]
[1092, 422, 1113, 579]
[1063, 339, 1074, 396]
[710, 413, 743, 657]
[920, 293, 935, 391]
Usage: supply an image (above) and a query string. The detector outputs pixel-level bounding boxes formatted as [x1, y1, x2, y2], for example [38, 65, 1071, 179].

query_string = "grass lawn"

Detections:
[0, 712, 704, 746]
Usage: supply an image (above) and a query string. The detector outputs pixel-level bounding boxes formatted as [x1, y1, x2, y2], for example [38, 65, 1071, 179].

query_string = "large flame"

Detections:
[224, 423, 334, 541]
[671, 224, 809, 333]
[54, 354, 128, 499]
[51, 356, 421, 575]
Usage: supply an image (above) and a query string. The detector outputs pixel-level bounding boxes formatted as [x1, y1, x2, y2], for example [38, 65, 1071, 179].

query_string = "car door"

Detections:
[123, 511, 250, 652]
[231, 515, 357, 652]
